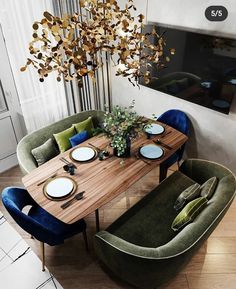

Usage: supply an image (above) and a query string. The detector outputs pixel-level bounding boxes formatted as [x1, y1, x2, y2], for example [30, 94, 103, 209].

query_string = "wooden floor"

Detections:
[1, 165, 236, 289]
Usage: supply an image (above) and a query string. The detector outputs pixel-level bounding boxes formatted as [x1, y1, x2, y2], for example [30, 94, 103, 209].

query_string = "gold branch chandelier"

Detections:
[21, 0, 174, 86]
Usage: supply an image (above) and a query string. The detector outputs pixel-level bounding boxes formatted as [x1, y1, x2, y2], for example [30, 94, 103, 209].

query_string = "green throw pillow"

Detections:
[31, 138, 59, 166]
[53, 126, 75, 153]
[174, 183, 201, 211]
[171, 197, 208, 231]
[200, 177, 218, 199]
[73, 116, 94, 137]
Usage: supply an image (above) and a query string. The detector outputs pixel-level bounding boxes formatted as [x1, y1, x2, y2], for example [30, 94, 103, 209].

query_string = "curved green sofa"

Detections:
[94, 159, 236, 289]
[17, 110, 105, 175]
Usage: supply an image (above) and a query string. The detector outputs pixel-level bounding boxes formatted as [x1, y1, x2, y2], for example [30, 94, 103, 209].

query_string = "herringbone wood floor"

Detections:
[1, 165, 236, 289]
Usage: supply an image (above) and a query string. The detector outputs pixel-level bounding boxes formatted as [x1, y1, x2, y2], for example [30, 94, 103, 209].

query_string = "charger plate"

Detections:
[43, 176, 77, 201]
[70, 146, 97, 162]
[139, 144, 164, 160]
[144, 123, 165, 135]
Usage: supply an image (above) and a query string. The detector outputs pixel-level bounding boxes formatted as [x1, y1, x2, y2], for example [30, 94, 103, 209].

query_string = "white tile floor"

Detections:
[0, 211, 64, 289]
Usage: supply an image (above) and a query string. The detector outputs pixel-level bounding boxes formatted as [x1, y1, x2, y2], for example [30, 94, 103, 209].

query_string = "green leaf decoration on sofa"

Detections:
[200, 176, 218, 199]
[172, 196, 208, 231]
[53, 126, 75, 153]
[174, 183, 201, 211]
[31, 138, 59, 166]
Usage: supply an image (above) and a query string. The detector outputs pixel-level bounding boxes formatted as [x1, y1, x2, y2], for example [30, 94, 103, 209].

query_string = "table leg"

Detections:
[95, 209, 100, 232]
[159, 163, 168, 183]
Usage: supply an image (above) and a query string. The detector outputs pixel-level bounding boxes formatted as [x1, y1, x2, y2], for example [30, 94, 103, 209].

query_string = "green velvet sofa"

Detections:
[17, 110, 105, 175]
[94, 159, 236, 289]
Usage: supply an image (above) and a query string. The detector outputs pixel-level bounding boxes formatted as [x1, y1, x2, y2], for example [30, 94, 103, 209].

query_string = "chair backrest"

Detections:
[158, 109, 190, 161]
[1, 187, 63, 245]
[158, 109, 189, 135]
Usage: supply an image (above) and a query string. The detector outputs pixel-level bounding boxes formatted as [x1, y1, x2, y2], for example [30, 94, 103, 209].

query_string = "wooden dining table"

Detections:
[22, 121, 188, 231]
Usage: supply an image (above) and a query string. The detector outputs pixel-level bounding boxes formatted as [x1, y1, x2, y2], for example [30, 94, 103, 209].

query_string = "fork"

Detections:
[88, 143, 101, 152]
[135, 153, 151, 165]
[61, 191, 85, 209]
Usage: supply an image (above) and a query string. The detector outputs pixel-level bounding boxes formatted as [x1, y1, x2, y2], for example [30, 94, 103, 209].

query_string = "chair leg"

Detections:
[159, 164, 168, 183]
[83, 230, 89, 251]
[177, 160, 180, 169]
[40, 242, 45, 271]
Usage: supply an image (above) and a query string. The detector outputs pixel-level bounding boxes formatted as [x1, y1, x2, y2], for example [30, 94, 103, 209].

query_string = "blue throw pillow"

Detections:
[69, 131, 89, 147]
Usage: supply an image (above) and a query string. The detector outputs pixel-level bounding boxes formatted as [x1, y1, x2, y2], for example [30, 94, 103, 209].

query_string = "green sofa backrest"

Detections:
[17, 110, 105, 174]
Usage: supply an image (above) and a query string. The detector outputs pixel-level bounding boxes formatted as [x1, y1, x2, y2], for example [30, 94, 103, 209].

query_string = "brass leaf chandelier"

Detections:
[21, 0, 174, 86]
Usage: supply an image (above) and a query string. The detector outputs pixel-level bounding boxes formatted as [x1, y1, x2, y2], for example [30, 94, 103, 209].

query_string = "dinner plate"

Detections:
[139, 144, 164, 159]
[70, 146, 96, 162]
[144, 123, 165, 135]
[43, 176, 77, 200]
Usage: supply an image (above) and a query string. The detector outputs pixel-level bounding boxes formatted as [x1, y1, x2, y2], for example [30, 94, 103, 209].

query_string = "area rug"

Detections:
[0, 210, 64, 289]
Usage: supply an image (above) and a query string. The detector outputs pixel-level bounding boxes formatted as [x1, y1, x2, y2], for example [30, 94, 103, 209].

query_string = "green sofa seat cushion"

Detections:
[107, 170, 196, 248]
[200, 176, 218, 199]
[53, 126, 75, 153]
[172, 196, 208, 231]
[73, 116, 94, 137]
[174, 183, 201, 211]
[31, 138, 59, 166]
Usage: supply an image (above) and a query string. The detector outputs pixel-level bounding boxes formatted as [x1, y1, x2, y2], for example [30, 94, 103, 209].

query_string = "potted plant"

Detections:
[97, 102, 147, 157]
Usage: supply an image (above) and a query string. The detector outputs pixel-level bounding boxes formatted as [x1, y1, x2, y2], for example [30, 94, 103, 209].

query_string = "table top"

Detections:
[22, 121, 188, 224]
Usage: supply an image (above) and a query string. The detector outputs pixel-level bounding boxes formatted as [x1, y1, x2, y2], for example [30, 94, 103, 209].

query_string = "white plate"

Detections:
[70, 146, 95, 162]
[45, 177, 74, 198]
[139, 144, 164, 159]
[144, 123, 165, 135]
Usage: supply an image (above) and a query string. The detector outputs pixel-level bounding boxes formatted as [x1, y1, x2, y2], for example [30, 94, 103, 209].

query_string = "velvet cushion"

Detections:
[69, 131, 89, 147]
[171, 196, 208, 231]
[174, 183, 201, 211]
[53, 126, 75, 153]
[31, 138, 59, 166]
[200, 177, 218, 199]
[73, 116, 94, 137]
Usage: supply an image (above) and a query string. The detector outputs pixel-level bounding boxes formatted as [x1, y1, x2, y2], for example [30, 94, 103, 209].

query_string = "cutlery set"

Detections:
[37, 173, 57, 186]
[61, 191, 85, 209]
[60, 157, 77, 168]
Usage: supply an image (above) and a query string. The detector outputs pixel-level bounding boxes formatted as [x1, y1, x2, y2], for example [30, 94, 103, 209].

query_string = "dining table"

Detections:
[22, 121, 188, 231]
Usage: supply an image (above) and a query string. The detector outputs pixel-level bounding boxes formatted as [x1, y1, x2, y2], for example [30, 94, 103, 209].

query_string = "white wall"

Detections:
[112, 0, 236, 172]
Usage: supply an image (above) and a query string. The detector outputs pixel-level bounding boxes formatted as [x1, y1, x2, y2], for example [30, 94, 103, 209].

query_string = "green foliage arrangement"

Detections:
[99, 102, 147, 156]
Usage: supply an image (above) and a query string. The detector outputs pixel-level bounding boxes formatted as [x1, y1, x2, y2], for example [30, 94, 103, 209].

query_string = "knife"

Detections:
[61, 191, 85, 209]
[153, 140, 172, 150]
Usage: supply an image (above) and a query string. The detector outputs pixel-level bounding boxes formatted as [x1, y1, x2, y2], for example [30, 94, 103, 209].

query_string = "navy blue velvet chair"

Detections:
[1, 187, 88, 271]
[157, 109, 189, 182]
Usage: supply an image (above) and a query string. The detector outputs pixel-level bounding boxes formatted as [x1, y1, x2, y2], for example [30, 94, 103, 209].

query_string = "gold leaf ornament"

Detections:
[22, 0, 174, 87]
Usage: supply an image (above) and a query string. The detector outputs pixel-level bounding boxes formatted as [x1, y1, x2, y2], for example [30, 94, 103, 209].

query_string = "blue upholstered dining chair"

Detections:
[1, 187, 88, 271]
[157, 109, 189, 182]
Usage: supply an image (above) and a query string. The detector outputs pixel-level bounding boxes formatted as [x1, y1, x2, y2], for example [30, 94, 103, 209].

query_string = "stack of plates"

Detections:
[139, 144, 164, 160]
[144, 123, 165, 135]
[43, 176, 77, 200]
[70, 146, 97, 162]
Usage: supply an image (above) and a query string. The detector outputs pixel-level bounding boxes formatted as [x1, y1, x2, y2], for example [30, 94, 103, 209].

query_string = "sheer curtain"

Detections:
[0, 0, 69, 132]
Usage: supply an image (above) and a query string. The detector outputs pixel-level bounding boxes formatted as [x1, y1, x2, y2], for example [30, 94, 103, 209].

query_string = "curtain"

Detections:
[0, 0, 69, 132]
[51, 0, 112, 114]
